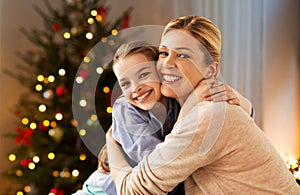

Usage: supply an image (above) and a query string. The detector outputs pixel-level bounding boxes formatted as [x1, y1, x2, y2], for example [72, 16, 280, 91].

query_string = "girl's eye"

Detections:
[140, 72, 150, 79]
[178, 53, 190, 59]
[120, 81, 130, 88]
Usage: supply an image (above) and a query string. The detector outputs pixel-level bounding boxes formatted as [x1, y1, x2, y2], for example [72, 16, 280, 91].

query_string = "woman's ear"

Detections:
[204, 62, 219, 79]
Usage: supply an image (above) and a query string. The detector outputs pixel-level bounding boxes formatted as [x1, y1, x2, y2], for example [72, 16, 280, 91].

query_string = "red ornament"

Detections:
[56, 86, 67, 97]
[122, 13, 130, 29]
[52, 24, 60, 31]
[15, 127, 33, 146]
[96, 7, 107, 16]
[38, 123, 49, 131]
[21, 159, 32, 167]
[50, 187, 64, 195]
[83, 24, 89, 31]
[79, 69, 90, 79]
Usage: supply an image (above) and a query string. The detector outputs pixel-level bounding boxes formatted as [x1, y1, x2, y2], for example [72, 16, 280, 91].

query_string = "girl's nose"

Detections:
[132, 84, 142, 93]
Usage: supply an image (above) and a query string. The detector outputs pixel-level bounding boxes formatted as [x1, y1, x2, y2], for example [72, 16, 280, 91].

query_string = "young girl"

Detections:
[75, 40, 253, 194]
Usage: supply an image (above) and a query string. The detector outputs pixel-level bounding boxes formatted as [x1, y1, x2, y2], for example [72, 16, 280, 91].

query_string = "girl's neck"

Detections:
[150, 96, 169, 124]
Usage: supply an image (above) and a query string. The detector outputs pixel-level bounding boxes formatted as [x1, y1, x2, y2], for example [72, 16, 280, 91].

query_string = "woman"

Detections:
[106, 15, 300, 194]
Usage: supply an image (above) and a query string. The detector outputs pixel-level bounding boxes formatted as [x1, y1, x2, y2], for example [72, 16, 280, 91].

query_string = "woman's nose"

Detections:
[163, 52, 176, 68]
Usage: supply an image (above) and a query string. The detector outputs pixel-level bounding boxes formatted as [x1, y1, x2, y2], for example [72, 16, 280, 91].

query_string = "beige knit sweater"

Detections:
[107, 98, 300, 194]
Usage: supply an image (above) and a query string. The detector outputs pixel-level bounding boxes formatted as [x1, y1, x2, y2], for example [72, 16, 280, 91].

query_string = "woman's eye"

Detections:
[140, 72, 150, 79]
[178, 53, 190, 59]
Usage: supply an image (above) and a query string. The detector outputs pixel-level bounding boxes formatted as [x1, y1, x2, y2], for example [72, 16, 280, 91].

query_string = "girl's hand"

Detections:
[196, 79, 253, 116]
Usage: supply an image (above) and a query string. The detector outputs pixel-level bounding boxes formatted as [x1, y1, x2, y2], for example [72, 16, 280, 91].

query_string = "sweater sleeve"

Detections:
[108, 101, 230, 194]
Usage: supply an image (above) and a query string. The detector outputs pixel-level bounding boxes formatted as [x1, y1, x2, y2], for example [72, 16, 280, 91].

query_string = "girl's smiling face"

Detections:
[113, 53, 161, 110]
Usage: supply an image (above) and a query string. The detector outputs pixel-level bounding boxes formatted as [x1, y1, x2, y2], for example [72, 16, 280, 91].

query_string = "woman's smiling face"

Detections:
[113, 53, 161, 110]
[157, 29, 209, 104]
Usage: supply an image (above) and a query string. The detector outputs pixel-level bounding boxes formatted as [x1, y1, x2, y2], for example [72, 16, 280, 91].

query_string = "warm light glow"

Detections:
[32, 156, 40, 163]
[55, 113, 63, 120]
[79, 129, 86, 136]
[15, 170, 23, 177]
[90, 10, 97, 16]
[86, 32, 94, 40]
[43, 90, 53, 99]
[96, 15, 102, 21]
[48, 129, 55, 137]
[101, 37, 107, 43]
[103, 86, 110, 93]
[71, 27, 78, 35]
[28, 162, 35, 170]
[79, 99, 87, 107]
[16, 191, 24, 195]
[76, 76, 83, 84]
[71, 119, 78, 127]
[64, 32, 71, 39]
[29, 122, 37, 130]
[79, 154, 86, 161]
[39, 104, 47, 112]
[72, 169, 79, 177]
[43, 77, 49, 84]
[24, 185, 31, 193]
[43, 120, 50, 127]
[96, 67, 103, 74]
[53, 170, 59, 177]
[108, 39, 114, 46]
[58, 69, 66, 76]
[88, 18, 94, 24]
[48, 152, 55, 160]
[83, 56, 90, 63]
[48, 75, 55, 82]
[106, 107, 112, 113]
[35, 84, 43, 91]
[8, 154, 16, 161]
[111, 29, 118, 36]
[91, 114, 97, 121]
[37, 75, 44, 82]
[50, 121, 57, 127]
[21, 117, 29, 125]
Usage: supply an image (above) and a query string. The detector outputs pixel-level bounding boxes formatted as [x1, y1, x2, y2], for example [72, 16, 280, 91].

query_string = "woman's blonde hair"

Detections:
[163, 15, 221, 66]
[113, 40, 159, 68]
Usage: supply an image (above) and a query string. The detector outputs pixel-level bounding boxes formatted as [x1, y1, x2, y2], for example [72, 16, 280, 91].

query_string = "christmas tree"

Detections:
[2, 0, 131, 194]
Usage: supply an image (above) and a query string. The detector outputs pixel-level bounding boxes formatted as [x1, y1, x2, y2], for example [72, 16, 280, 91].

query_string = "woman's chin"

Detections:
[160, 85, 177, 99]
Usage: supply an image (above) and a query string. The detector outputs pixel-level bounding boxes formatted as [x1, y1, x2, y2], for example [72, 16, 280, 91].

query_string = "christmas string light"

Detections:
[96, 67, 103, 74]
[63, 32, 71, 39]
[35, 84, 43, 91]
[103, 86, 110, 93]
[86, 32, 94, 40]
[58, 68, 66, 76]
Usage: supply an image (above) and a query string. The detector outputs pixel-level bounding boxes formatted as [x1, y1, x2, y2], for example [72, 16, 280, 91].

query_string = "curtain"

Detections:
[172, 0, 300, 159]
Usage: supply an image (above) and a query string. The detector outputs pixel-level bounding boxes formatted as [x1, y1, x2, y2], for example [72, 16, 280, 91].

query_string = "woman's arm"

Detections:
[107, 101, 227, 194]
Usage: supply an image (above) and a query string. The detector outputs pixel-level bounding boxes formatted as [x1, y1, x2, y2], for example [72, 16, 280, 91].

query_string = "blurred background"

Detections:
[0, 0, 299, 194]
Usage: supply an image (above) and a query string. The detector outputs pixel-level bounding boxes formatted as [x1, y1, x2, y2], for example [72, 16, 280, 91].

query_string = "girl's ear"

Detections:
[204, 62, 219, 79]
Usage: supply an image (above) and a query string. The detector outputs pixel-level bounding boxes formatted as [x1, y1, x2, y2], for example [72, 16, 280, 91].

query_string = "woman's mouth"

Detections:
[162, 74, 181, 82]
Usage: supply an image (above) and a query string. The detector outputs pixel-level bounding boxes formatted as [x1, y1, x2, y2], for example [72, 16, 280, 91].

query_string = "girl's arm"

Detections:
[198, 79, 253, 117]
